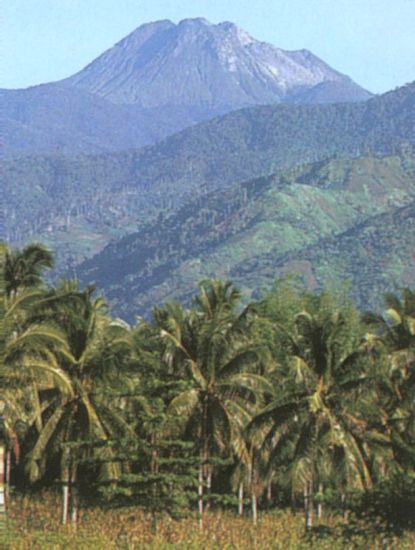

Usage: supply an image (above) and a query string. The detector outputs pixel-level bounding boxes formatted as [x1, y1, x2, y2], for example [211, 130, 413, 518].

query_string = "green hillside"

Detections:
[5, 82, 414, 269]
[77, 150, 415, 320]
[258, 199, 415, 312]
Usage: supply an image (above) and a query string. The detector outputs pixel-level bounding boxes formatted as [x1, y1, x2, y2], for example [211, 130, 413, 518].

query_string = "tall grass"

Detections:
[0, 493, 413, 549]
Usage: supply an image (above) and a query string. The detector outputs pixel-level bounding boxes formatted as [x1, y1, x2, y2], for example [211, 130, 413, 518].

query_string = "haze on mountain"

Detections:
[2, 17, 372, 157]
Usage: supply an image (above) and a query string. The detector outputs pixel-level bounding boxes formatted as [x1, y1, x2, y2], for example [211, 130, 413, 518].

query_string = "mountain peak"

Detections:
[65, 18, 372, 108]
[178, 17, 211, 26]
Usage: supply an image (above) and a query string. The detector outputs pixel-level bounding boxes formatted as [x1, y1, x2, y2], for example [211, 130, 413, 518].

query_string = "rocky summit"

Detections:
[66, 18, 371, 109]
[1, 18, 372, 157]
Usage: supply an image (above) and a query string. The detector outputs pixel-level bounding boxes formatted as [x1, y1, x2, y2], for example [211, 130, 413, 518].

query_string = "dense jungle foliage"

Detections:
[0, 241, 414, 548]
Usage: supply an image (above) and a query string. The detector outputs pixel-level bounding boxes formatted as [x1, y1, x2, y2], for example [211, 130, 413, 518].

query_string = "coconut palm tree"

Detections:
[4, 243, 53, 299]
[364, 290, 415, 472]
[0, 243, 71, 390]
[25, 281, 131, 525]
[252, 305, 383, 529]
[0, 243, 73, 518]
[160, 281, 272, 527]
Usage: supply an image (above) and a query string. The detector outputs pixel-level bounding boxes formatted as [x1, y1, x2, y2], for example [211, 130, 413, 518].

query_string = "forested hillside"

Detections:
[4, 81, 414, 267]
[1, 85, 216, 157]
[77, 150, 415, 320]
[232, 199, 415, 311]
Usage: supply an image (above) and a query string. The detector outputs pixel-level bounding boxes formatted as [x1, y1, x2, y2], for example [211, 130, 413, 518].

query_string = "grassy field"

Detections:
[0, 494, 414, 549]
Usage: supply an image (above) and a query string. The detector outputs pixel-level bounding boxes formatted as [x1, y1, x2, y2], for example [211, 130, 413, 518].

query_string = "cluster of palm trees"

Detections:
[0, 242, 414, 530]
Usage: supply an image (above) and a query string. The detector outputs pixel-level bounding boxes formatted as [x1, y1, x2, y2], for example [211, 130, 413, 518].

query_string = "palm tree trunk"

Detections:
[70, 465, 78, 529]
[150, 434, 158, 534]
[267, 479, 272, 505]
[199, 402, 208, 526]
[341, 492, 349, 522]
[206, 469, 212, 493]
[251, 492, 258, 525]
[5, 450, 11, 498]
[198, 463, 204, 530]
[205, 467, 212, 512]
[250, 451, 258, 525]
[304, 482, 313, 531]
[61, 464, 70, 525]
[0, 444, 6, 521]
[317, 482, 323, 521]
[238, 482, 244, 516]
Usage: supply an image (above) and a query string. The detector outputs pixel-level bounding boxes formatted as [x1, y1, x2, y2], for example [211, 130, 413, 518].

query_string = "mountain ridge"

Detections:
[1, 17, 372, 157]
[4, 81, 414, 262]
[74, 150, 415, 320]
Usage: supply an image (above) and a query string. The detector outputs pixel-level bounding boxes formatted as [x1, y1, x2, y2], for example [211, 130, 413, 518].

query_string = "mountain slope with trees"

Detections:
[0, 85, 217, 157]
[4, 81, 414, 266]
[76, 150, 415, 320]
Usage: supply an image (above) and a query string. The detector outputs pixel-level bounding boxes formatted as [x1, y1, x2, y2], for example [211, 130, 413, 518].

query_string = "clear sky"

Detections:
[3, 0, 415, 93]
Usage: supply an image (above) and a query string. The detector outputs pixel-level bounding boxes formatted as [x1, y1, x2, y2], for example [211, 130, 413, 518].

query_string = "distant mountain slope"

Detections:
[256, 200, 415, 312]
[75, 151, 415, 320]
[2, 18, 371, 157]
[0, 85, 215, 157]
[4, 81, 414, 262]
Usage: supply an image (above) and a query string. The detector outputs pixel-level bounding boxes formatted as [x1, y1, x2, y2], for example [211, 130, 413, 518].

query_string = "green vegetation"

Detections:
[1, 241, 415, 547]
[4, 81, 414, 268]
[76, 149, 415, 320]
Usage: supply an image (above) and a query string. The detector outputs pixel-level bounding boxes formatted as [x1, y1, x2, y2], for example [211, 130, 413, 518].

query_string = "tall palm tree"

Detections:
[0, 242, 73, 518]
[252, 305, 382, 529]
[4, 243, 53, 299]
[161, 281, 272, 527]
[25, 281, 131, 525]
[0, 243, 71, 391]
[364, 290, 415, 471]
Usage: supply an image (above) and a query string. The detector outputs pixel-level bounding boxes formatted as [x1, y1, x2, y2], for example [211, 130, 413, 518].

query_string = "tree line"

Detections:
[0, 242, 414, 533]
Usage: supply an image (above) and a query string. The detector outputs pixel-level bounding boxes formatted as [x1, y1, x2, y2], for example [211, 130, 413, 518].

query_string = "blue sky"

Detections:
[3, 0, 415, 93]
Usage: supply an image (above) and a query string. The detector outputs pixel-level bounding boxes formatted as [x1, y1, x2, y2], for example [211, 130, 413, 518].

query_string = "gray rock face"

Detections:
[66, 18, 371, 108]
[2, 18, 373, 157]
